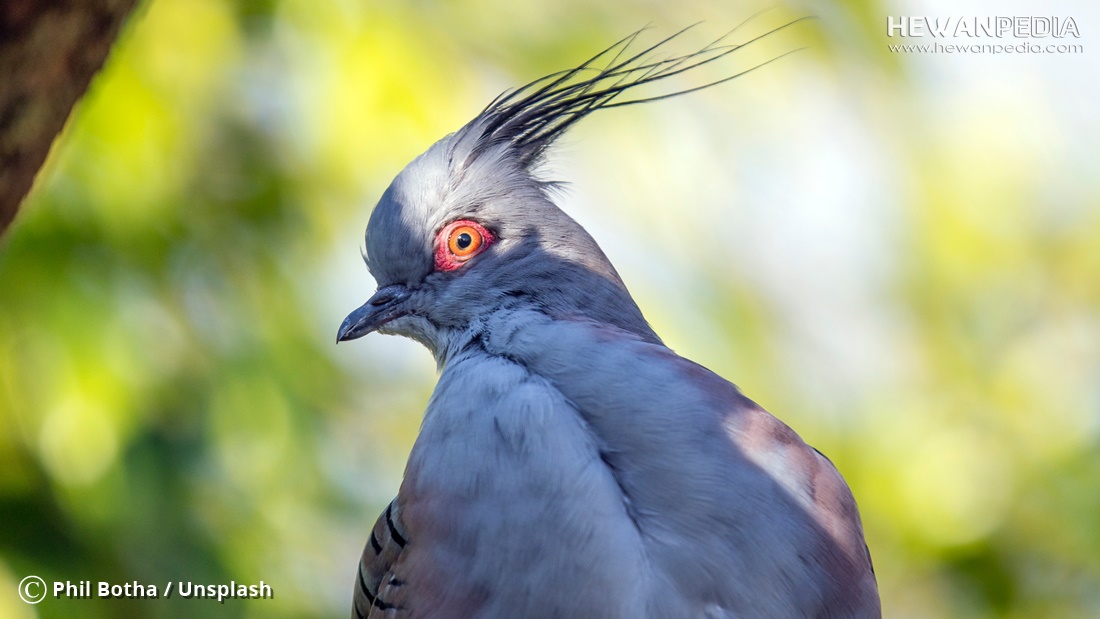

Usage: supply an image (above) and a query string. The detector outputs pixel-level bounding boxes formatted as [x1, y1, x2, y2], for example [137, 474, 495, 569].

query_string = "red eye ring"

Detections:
[434, 220, 495, 272]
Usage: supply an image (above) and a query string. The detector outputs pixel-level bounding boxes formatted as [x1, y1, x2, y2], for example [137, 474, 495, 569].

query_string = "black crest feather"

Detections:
[463, 17, 810, 169]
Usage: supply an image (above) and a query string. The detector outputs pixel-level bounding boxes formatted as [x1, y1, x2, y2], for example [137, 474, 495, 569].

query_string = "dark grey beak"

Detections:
[337, 284, 412, 343]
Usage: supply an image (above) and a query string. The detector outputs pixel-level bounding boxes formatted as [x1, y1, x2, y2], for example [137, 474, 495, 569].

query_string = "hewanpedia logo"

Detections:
[887, 16, 1081, 39]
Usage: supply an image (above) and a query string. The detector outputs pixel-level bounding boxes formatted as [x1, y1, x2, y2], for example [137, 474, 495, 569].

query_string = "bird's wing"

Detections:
[352, 498, 411, 619]
[721, 396, 880, 615]
[483, 310, 881, 618]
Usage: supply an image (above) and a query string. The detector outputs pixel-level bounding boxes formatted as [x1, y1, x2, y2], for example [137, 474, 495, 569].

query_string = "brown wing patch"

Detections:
[724, 403, 872, 571]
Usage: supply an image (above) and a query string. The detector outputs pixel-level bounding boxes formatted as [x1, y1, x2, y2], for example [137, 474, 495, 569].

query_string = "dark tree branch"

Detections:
[0, 0, 139, 237]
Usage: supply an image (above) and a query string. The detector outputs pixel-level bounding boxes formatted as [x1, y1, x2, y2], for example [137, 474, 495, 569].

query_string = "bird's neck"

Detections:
[429, 283, 660, 370]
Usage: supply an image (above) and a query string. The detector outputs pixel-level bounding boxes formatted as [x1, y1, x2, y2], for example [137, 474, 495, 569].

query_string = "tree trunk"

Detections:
[0, 0, 139, 236]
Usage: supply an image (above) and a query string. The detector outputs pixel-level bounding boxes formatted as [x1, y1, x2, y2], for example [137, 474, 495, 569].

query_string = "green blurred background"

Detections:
[1, 0, 1098, 617]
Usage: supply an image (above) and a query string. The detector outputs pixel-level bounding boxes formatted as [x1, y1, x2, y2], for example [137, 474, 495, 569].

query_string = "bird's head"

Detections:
[337, 26, 796, 363]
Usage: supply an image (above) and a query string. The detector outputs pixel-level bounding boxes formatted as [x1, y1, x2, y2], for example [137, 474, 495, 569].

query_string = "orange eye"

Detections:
[447, 225, 483, 258]
[435, 219, 495, 272]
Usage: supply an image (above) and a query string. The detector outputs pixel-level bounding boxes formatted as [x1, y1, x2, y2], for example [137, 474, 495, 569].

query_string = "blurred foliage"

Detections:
[0, 0, 1098, 617]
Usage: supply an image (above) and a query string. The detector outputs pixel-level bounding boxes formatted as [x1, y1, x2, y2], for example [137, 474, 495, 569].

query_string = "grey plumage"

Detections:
[340, 24, 880, 619]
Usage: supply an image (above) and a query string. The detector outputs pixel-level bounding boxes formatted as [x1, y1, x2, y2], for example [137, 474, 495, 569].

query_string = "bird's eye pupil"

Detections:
[456, 233, 472, 250]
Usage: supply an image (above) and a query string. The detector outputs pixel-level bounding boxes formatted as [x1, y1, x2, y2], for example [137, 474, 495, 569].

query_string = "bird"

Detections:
[337, 24, 881, 619]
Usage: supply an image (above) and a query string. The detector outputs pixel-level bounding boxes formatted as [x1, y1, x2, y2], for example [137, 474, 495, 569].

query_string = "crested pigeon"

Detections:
[338, 27, 881, 619]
